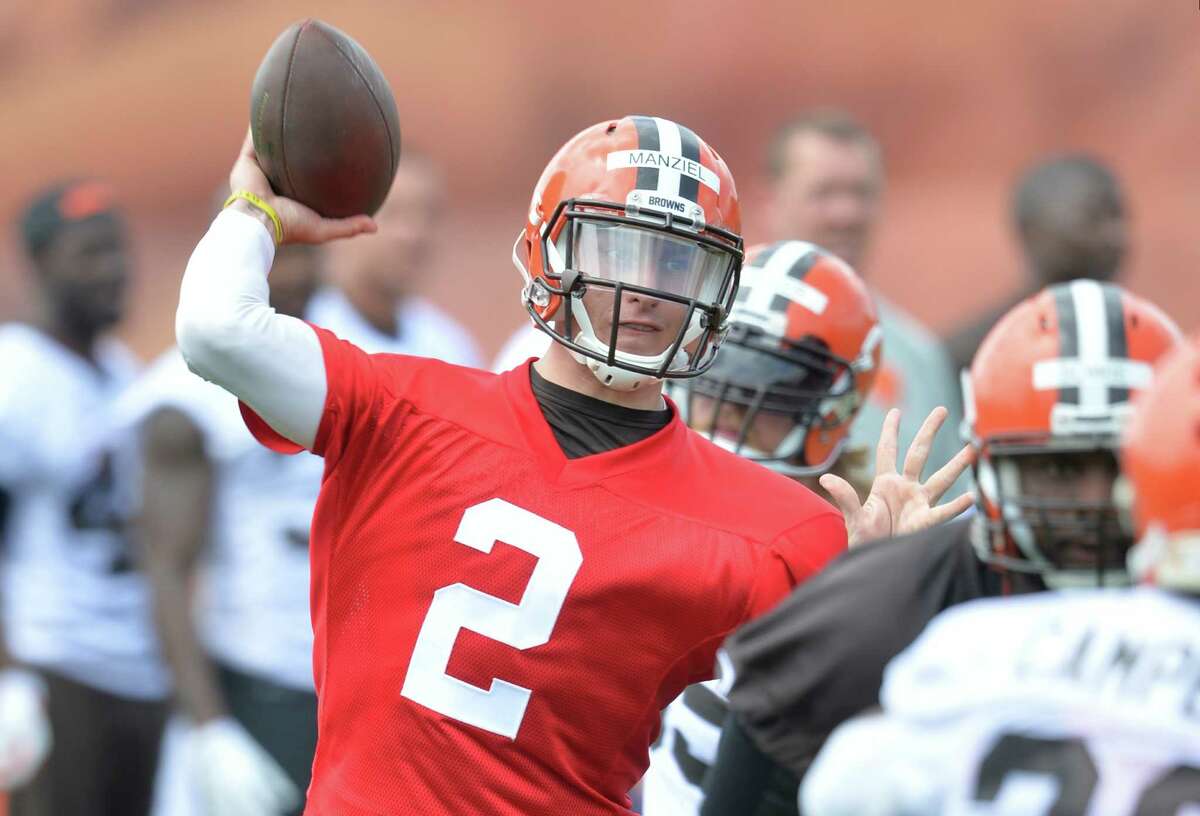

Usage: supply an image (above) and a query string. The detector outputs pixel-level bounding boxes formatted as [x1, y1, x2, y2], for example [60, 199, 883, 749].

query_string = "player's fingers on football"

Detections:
[929, 491, 975, 526]
[819, 473, 862, 519]
[238, 125, 255, 157]
[921, 443, 975, 503]
[874, 408, 901, 477]
[231, 128, 271, 195]
[312, 215, 377, 243]
[901, 406, 947, 480]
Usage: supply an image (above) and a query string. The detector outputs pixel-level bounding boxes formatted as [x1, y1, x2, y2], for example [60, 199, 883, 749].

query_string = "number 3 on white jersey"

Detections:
[400, 498, 583, 739]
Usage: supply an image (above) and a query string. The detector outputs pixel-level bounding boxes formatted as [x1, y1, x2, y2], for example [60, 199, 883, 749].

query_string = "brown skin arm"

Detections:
[139, 407, 225, 723]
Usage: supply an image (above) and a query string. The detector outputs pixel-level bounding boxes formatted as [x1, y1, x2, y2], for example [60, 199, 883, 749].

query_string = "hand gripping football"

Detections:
[250, 19, 401, 218]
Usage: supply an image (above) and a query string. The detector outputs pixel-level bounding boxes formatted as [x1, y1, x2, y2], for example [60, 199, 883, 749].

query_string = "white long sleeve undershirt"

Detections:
[176, 209, 326, 450]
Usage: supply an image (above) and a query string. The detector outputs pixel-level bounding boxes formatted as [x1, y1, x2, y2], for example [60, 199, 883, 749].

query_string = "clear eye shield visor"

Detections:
[527, 199, 742, 383]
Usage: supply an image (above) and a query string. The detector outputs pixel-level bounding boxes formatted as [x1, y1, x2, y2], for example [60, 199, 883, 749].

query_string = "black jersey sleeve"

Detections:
[700, 710, 800, 816]
[721, 516, 986, 778]
[0, 484, 9, 548]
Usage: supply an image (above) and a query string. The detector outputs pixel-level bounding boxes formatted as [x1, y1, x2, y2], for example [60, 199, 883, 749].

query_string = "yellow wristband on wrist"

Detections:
[224, 190, 283, 244]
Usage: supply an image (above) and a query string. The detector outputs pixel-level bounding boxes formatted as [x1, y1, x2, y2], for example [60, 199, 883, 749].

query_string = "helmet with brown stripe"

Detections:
[513, 116, 743, 391]
[962, 279, 1180, 588]
[676, 241, 882, 477]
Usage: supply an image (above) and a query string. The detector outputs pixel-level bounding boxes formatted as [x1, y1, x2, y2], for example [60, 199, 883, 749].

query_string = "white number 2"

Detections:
[400, 498, 583, 739]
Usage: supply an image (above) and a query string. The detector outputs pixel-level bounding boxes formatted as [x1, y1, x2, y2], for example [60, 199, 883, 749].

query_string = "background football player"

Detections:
[173, 115, 969, 814]
[801, 334, 1200, 816]
[0, 182, 169, 816]
[133, 242, 323, 816]
[644, 239, 888, 816]
[140, 169, 482, 816]
[308, 154, 483, 367]
[700, 279, 1180, 816]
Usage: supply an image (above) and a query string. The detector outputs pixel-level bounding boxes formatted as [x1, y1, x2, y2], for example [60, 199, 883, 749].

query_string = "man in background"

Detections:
[763, 110, 965, 494]
[943, 154, 1128, 373]
[309, 154, 482, 366]
[0, 181, 169, 816]
[137, 243, 324, 816]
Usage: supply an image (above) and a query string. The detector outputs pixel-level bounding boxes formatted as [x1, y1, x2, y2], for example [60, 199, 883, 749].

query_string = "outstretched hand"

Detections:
[819, 407, 975, 549]
[228, 128, 377, 245]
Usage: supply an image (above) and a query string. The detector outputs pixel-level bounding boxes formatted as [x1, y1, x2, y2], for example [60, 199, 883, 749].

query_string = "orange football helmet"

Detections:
[513, 116, 743, 391]
[678, 241, 882, 476]
[963, 279, 1180, 588]
[1123, 336, 1200, 592]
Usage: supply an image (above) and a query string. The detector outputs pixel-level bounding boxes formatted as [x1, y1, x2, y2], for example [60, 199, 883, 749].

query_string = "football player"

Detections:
[134, 242, 323, 816]
[174, 117, 969, 814]
[643, 240, 887, 815]
[0, 182, 169, 816]
[701, 279, 1180, 815]
[801, 334, 1200, 816]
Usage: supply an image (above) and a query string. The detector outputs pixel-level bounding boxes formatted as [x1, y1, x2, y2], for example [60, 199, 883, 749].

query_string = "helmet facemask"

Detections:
[519, 199, 742, 391]
[679, 323, 860, 476]
[974, 437, 1130, 589]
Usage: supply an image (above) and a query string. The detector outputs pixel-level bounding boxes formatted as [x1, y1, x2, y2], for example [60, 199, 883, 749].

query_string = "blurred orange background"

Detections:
[1, 0, 1195, 360]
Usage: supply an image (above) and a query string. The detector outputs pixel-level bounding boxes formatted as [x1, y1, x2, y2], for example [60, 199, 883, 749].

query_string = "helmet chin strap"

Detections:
[564, 285, 699, 392]
[567, 308, 689, 391]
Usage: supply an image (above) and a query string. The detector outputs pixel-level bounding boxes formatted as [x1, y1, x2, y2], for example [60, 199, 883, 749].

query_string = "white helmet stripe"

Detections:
[1070, 278, 1112, 411]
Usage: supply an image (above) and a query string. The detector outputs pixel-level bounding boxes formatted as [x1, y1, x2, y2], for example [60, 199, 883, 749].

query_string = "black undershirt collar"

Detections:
[529, 365, 673, 459]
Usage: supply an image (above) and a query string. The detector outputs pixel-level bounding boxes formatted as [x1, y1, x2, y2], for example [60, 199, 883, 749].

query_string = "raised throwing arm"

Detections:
[176, 130, 376, 450]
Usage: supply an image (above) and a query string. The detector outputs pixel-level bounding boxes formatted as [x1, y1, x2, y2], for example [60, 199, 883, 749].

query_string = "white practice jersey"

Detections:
[306, 286, 484, 369]
[492, 322, 551, 373]
[119, 348, 323, 691]
[801, 587, 1200, 816]
[0, 323, 168, 700]
[127, 289, 482, 693]
[644, 653, 735, 816]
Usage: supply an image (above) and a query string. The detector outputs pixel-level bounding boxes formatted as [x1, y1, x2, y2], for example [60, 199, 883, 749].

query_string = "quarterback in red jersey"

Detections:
[176, 117, 970, 815]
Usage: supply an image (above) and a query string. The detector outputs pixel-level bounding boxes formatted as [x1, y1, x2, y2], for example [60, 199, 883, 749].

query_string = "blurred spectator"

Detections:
[492, 316, 550, 373]
[135, 244, 325, 816]
[943, 154, 1128, 373]
[145, 164, 482, 815]
[315, 155, 483, 366]
[0, 181, 169, 816]
[764, 110, 965, 492]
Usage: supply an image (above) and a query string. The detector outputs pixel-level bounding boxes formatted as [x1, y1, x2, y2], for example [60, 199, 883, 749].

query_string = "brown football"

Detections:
[250, 19, 401, 218]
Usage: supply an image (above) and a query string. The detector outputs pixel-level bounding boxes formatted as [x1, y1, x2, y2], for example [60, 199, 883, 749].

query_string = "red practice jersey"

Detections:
[244, 326, 847, 815]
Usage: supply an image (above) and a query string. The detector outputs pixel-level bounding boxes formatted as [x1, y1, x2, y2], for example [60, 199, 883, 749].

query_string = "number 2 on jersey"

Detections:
[400, 498, 582, 739]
